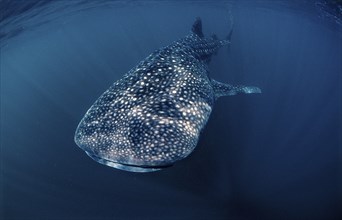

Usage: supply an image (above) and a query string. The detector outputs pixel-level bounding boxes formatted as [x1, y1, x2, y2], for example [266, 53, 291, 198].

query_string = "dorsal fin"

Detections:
[211, 34, 218, 40]
[191, 17, 204, 38]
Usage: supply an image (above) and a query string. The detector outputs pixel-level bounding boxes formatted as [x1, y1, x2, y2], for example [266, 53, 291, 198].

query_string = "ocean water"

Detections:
[1, 1, 341, 220]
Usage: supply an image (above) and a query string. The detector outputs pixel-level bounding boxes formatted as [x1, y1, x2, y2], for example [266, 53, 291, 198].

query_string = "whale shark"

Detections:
[74, 18, 261, 172]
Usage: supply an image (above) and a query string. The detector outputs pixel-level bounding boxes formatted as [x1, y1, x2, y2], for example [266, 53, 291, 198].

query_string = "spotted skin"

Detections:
[75, 18, 261, 172]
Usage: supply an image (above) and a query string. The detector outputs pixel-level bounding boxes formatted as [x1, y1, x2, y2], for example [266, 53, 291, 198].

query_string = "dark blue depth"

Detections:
[1, 1, 341, 220]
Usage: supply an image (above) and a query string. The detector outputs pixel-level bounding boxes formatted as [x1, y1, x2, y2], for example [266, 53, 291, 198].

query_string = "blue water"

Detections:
[1, 1, 341, 219]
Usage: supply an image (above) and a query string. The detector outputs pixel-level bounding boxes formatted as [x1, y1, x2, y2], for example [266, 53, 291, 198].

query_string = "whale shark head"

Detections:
[75, 18, 261, 172]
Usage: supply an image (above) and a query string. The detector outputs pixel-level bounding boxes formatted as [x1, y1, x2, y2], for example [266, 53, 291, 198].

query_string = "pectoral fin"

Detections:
[211, 79, 261, 99]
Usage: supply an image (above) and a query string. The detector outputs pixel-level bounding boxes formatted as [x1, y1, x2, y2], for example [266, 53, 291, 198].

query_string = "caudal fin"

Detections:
[226, 28, 233, 42]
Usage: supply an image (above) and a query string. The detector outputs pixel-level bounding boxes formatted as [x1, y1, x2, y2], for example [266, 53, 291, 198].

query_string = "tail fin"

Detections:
[226, 28, 233, 42]
[227, 10, 234, 42]
[222, 15, 234, 50]
[219, 19, 234, 47]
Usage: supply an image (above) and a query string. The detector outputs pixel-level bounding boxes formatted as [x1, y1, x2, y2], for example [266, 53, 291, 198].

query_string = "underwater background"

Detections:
[1, 0, 341, 219]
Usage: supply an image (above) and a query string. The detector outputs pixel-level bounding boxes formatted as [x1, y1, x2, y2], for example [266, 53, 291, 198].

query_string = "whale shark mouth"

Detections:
[84, 151, 172, 173]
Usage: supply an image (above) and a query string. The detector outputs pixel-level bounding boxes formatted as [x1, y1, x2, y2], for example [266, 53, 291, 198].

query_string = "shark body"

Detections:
[75, 18, 261, 172]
